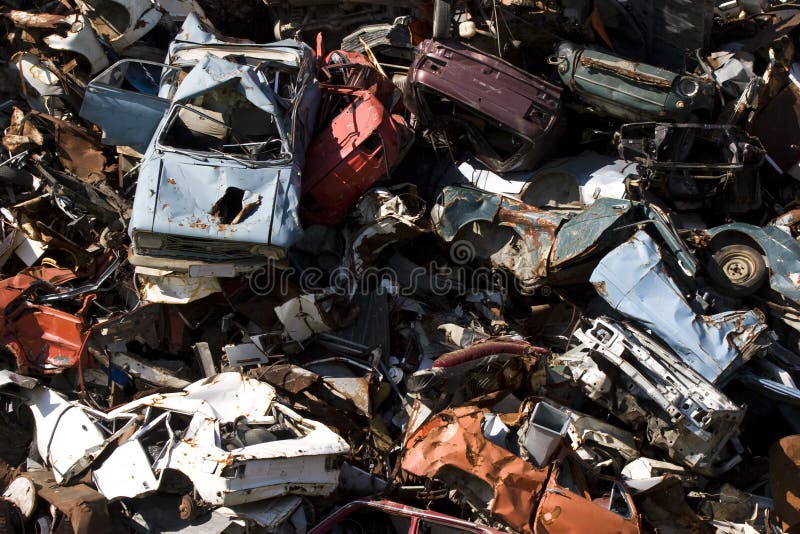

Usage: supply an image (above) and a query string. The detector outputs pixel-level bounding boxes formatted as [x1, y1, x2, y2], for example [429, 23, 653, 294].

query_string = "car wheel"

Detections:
[432, 0, 453, 39]
[707, 244, 766, 297]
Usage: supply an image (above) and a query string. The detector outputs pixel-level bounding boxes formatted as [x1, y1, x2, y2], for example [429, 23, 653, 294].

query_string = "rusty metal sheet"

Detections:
[534, 452, 641, 534]
[0, 267, 88, 374]
[32, 112, 114, 183]
[24, 470, 112, 534]
[305, 357, 378, 417]
[769, 435, 800, 532]
[250, 363, 320, 395]
[3, 11, 68, 29]
[402, 406, 548, 534]
[432, 185, 567, 291]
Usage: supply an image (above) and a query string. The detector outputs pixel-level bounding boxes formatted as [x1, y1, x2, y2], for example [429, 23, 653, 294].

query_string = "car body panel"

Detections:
[591, 230, 770, 383]
[0, 268, 87, 375]
[165, 12, 309, 70]
[302, 52, 411, 225]
[705, 222, 800, 306]
[407, 39, 563, 173]
[432, 186, 697, 293]
[402, 406, 548, 534]
[75, 0, 162, 52]
[42, 14, 109, 75]
[340, 18, 417, 62]
[560, 315, 745, 474]
[533, 455, 639, 534]
[554, 43, 715, 122]
[128, 52, 318, 270]
[95, 373, 351, 506]
[80, 60, 178, 151]
[401, 406, 640, 534]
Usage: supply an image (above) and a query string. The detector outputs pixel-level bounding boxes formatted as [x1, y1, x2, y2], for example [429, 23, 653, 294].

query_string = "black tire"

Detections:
[432, 0, 453, 39]
[707, 244, 767, 297]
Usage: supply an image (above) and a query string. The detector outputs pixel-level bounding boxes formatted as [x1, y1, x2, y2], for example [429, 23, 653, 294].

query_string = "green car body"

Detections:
[554, 42, 716, 122]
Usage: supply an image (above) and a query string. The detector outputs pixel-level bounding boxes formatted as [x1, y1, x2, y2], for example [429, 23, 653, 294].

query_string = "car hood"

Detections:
[136, 152, 301, 247]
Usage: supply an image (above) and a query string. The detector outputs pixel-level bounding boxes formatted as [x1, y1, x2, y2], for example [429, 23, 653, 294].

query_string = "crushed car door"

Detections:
[80, 59, 180, 151]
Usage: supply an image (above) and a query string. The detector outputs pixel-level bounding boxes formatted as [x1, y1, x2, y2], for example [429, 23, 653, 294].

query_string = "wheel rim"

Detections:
[721, 252, 758, 284]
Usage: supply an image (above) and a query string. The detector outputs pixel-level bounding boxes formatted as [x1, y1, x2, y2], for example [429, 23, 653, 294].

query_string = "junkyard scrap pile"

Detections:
[4, 0, 800, 533]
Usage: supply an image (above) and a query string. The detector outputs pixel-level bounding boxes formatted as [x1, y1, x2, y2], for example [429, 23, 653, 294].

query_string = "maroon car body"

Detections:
[309, 499, 505, 534]
[406, 39, 563, 173]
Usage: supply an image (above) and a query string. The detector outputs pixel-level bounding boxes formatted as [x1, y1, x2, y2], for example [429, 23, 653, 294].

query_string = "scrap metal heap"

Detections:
[3, 0, 800, 532]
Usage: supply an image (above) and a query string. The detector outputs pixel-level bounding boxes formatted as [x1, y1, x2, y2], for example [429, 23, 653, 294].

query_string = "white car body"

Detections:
[92, 372, 350, 506]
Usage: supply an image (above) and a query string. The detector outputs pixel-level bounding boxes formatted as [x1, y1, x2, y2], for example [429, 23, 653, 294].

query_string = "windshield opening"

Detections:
[159, 84, 288, 163]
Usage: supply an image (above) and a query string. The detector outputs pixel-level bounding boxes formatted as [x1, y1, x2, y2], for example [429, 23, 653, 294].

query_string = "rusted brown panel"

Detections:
[4, 11, 67, 29]
[31, 112, 113, 183]
[495, 206, 560, 281]
[534, 454, 640, 534]
[402, 406, 548, 534]
[769, 435, 800, 532]
[24, 471, 112, 534]
[0, 268, 88, 374]
[250, 363, 320, 395]
[578, 56, 673, 88]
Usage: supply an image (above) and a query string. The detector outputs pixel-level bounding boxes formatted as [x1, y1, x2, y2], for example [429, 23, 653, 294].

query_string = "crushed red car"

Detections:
[302, 50, 413, 225]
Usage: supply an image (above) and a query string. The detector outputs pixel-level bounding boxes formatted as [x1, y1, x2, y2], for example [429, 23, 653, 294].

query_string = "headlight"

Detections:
[135, 232, 165, 249]
[676, 77, 700, 98]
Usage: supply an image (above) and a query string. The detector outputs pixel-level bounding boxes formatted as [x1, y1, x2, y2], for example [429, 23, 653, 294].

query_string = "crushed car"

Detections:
[553, 42, 717, 122]
[301, 50, 412, 225]
[401, 405, 641, 534]
[406, 39, 564, 173]
[431, 185, 697, 294]
[617, 122, 766, 213]
[3, 1, 800, 532]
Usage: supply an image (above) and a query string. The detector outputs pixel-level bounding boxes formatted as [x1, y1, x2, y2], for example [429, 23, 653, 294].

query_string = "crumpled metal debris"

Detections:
[1, 1, 800, 532]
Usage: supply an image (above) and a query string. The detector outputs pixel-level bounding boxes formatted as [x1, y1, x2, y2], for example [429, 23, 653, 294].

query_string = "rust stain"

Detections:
[5, 11, 66, 29]
[402, 406, 547, 534]
[579, 56, 672, 88]
[594, 280, 608, 297]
